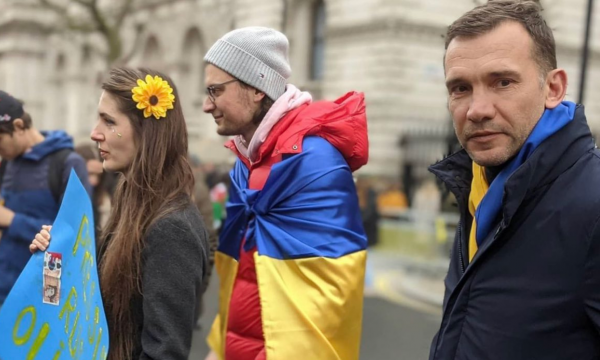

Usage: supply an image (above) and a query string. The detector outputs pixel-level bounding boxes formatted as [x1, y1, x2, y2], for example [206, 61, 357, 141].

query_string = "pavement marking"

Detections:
[373, 271, 442, 317]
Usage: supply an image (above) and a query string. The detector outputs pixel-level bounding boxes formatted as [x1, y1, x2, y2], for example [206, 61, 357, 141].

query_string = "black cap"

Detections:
[0, 91, 24, 123]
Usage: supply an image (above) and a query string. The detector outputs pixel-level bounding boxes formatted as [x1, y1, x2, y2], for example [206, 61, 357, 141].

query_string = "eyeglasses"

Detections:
[205, 79, 240, 103]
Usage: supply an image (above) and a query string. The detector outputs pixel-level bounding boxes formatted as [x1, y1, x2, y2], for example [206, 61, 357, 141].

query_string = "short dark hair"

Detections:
[445, 0, 556, 75]
[0, 111, 33, 135]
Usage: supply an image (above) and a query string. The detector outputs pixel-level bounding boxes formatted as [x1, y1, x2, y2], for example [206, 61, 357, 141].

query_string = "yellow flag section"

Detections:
[256, 250, 366, 360]
[468, 162, 489, 262]
[207, 252, 239, 357]
[208, 250, 366, 360]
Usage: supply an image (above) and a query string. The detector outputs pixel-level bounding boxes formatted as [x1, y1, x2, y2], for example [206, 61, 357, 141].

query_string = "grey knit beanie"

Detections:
[204, 27, 291, 101]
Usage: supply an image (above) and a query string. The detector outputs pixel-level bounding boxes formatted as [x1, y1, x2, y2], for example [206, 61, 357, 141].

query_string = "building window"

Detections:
[81, 44, 92, 65]
[182, 28, 205, 98]
[310, 0, 326, 81]
[142, 35, 162, 70]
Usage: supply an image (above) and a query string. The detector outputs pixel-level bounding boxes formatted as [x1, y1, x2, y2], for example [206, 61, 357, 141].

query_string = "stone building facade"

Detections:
[0, 0, 598, 178]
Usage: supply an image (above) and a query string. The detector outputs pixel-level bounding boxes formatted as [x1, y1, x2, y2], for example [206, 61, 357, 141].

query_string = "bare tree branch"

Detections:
[116, 0, 135, 30]
[39, 0, 99, 33]
[116, 22, 145, 66]
[66, 18, 98, 33]
[72, 0, 94, 8]
[82, 0, 123, 63]
[38, 0, 67, 14]
[38, 0, 136, 65]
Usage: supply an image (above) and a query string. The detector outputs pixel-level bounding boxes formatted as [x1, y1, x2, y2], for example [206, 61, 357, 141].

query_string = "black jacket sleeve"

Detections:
[584, 215, 600, 334]
[139, 211, 208, 360]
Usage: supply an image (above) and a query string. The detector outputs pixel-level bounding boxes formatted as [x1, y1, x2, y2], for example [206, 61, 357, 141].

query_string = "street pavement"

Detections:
[189, 250, 445, 360]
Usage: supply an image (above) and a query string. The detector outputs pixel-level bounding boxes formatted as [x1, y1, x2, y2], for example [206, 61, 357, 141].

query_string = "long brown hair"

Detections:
[98, 67, 195, 360]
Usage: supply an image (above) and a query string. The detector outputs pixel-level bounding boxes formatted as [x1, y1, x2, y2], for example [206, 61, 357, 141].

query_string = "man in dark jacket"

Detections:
[429, 1, 600, 359]
[0, 91, 91, 306]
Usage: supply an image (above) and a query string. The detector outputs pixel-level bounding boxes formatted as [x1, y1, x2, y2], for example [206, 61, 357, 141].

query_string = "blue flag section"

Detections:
[0, 170, 109, 360]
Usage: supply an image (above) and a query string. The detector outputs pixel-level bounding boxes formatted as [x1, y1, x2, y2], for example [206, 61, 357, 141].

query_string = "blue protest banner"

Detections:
[0, 170, 109, 360]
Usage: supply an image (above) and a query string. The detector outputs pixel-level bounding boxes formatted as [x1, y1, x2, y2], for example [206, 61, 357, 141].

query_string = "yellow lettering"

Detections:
[88, 306, 101, 344]
[25, 322, 50, 360]
[100, 346, 107, 360]
[77, 338, 84, 360]
[58, 287, 77, 335]
[58, 286, 84, 359]
[13, 306, 35, 346]
[91, 327, 103, 360]
[52, 341, 65, 360]
[67, 311, 81, 357]
[72, 215, 90, 256]
[81, 251, 94, 306]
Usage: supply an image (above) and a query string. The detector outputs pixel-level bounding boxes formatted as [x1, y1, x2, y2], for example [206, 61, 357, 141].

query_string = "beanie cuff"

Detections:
[204, 39, 287, 101]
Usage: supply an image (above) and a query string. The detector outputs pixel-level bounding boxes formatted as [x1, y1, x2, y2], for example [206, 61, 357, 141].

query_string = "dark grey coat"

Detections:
[100, 201, 209, 360]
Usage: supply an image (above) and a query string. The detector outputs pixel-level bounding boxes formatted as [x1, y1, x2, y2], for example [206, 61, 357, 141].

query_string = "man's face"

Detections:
[445, 21, 548, 167]
[0, 124, 26, 161]
[202, 64, 261, 139]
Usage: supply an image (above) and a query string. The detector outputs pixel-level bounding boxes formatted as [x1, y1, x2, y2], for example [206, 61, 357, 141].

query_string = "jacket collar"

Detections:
[226, 91, 369, 172]
[225, 103, 308, 169]
[430, 105, 594, 225]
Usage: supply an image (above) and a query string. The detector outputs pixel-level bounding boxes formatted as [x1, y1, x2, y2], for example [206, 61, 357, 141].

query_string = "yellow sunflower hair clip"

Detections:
[131, 74, 175, 119]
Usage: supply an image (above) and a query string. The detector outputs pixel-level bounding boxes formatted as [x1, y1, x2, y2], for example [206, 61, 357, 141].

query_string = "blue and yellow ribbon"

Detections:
[467, 101, 576, 263]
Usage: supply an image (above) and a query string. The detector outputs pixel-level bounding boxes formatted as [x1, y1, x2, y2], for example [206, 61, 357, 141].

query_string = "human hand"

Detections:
[29, 225, 52, 253]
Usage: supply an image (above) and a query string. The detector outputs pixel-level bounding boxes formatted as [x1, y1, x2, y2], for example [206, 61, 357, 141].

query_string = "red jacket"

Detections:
[222, 91, 368, 359]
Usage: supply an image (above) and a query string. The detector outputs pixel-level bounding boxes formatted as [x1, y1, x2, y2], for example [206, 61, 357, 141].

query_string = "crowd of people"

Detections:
[0, 1, 599, 359]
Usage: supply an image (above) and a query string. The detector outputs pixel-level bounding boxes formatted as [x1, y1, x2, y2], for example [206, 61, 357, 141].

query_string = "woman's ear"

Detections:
[544, 68, 568, 109]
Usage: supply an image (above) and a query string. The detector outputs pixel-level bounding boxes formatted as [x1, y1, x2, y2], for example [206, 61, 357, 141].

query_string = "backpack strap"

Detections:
[48, 148, 73, 204]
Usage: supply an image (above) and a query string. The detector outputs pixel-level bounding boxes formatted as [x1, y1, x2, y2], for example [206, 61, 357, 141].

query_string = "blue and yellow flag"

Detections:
[0, 170, 109, 360]
[208, 137, 367, 360]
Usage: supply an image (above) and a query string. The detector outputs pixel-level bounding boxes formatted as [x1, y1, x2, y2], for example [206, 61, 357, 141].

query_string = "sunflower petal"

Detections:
[131, 75, 176, 120]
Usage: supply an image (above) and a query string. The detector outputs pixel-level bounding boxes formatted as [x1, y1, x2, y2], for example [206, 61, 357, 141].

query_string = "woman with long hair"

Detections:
[31, 67, 209, 360]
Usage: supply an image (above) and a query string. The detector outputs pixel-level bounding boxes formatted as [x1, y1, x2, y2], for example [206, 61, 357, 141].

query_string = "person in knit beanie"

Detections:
[203, 27, 369, 360]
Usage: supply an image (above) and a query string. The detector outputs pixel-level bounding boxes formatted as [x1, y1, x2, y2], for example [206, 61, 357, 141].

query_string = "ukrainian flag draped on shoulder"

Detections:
[208, 136, 367, 360]
[468, 101, 576, 261]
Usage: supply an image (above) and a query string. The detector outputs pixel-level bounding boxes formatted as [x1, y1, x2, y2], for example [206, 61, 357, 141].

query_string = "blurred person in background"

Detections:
[356, 175, 380, 295]
[357, 175, 380, 247]
[377, 180, 408, 214]
[203, 27, 369, 360]
[31, 67, 209, 360]
[204, 161, 219, 189]
[0, 90, 91, 308]
[198, 160, 229, 233]
[75, 143, 112, 236]
[429, 1, 600, 359]
[189, 154, 218, 329]
[209, 177, 228, 233]
[412, 179, 442, 233]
